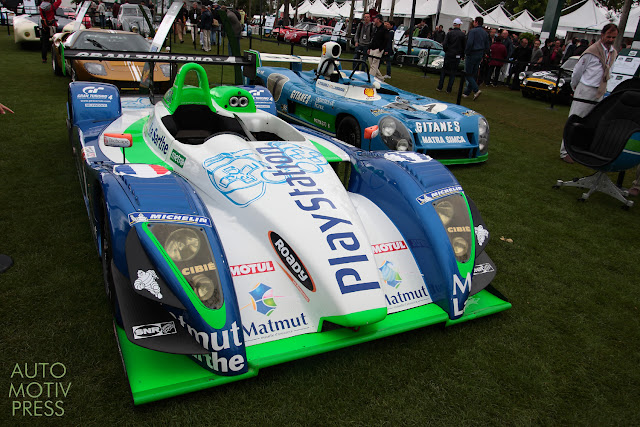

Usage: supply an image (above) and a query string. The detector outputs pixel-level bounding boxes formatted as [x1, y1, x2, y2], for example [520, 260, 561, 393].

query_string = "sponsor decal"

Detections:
[69, 51, 244, 64]
[452, 273, 471, 317]
[474, 262, 495, 275]
[230, 261, 275, 276]
[127, 212, 212, 227]
[247, 283, 278, 316]
[421, 135, 467, 144]
[364, 87, 375, 97]
[415, 121, 461, 133]
[82, 86, 104, 95]
[242, 312, 309, 338]
[314, 97, 335, 109]
[257, 145, 380, 296]
[82, 146, 96, 159]
[462, 110, 478, 117]
[121, 96, 153, 109]
[269, 232, 314, 291]
[147, 123, 169, 154]
[313, 117, 330, 128]
[113, 164, 170, 178]
[203, 141, 327, 207]
[170, 149, 186, 168]
[317, 79, 347, 93]
[386, 285, 429, 306]
[416, 185, 463, 204]
[170, 314, 246, 373]
[379, 261, 402, 288]
[384, 152, 432, 163]
[370, 108, 385, 116]
[133, 269, 163, 299]
[475, 224, 489, 246]
[372, 240, 408, 254]
[447, 226, 471, 233]
[132, 321, 177, 339]
[182, 262, 216, 276]
[290, 90, 312, 104]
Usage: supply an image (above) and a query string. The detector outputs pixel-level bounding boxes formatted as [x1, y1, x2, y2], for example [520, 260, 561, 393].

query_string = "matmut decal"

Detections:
[372, 241, 408, 254]
[128, 212, 212, 227]
[416, 185, 463, 204]
[230, 262, 275, 276]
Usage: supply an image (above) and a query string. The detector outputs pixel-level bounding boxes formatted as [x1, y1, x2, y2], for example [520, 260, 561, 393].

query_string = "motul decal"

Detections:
[372, 241, 408, 254]
[230, 262, 276, 276]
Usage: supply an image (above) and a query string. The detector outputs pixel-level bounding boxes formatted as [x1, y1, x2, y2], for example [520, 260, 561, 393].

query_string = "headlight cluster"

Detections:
[378, 116, 413, 151]
[433, 193, 473, 263]
[558, 78, 565, 87]
[519, 72, 526, 80]
[149, 224, 223, 310]
[229, 96, 249, 108]
[84, 62, 107, 76]
[477, 117, 489, 155]
[548, 84, 555, 90]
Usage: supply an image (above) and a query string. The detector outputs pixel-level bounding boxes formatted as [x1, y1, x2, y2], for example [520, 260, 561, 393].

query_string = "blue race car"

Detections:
[67, 54, 508, 404]
[252, 42, 489, 164]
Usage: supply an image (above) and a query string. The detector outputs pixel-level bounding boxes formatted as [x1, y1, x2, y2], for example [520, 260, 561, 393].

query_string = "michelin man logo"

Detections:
[134, 270, 163, 299]
[475, 224, 489, 246]
[203, 141, 327, 207]
[129, 213, 148, 224]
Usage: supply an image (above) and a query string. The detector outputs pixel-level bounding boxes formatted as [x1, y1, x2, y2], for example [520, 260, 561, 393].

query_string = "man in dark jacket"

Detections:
[432, 25, 445, 43]
[463, 16, 490, 100]
[436, 18, 465, 93]
[368, 15, 388, 80]
[509, 37, 532, 90]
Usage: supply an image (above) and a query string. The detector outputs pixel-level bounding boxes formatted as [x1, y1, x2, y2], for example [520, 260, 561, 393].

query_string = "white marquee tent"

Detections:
[511, 10, 537, 33]
[531, 0, 614, 36]
[483, 4, 527, 31]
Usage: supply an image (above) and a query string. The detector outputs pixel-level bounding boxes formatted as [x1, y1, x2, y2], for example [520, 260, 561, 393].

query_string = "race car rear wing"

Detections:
[63, 49, 258, 102]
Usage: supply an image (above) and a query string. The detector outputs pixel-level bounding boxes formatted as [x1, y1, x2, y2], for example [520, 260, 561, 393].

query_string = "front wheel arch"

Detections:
[336, 114, 362, 149]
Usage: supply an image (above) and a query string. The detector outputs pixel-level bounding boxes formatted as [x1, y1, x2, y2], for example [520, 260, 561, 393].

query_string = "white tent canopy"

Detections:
[307, 0, 333, 18]
[511, 10, 537, 33]
[460, 1, 484, 20]
[531, 0, 614, 35]
[483, 4, 526, 31]
[622, 5, 640, 37]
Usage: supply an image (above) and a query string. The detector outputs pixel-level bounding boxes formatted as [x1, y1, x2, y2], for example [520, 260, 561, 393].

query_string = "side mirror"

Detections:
[104, 133, 133, 147]
[364, 125, 379, 140]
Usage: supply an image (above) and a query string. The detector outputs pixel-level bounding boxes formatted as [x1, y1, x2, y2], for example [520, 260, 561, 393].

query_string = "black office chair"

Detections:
[554, 87, 640, 208]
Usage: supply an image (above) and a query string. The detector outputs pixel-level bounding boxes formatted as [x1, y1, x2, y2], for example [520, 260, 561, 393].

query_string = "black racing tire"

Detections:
[300, 37, 308, 47]
[52, 47, 62, 76]
[394, 52, 404, 64]
[336, 116, 362, 149]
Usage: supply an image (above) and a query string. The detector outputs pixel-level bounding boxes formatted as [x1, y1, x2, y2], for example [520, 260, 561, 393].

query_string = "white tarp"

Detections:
[460, 1, 484, 20]
[339, 1, 364, 18]
[511, 9, 537, 33]
[483, 5, 526, 31]
[382, 0, 464, 19]
[622, 6, 640, 37]
[531, 0, 613, 35]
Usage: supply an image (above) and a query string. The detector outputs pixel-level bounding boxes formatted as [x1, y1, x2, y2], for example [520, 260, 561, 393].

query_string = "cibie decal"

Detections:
[269, 231, 315, 292]
[475, 224, 489, 246]
[379, 261, 402, 289]
[133, 270, 163, 299]
[113, 164, 170, 178]
[230, 262, 275, 276]
[128, 212, 212, 227]
[247, 283, 278, 316]
[132, 322, 177, 340]
[384, 152, 432, 163]
[416, 185, 463, 205]
[372, 240, 408, 254]
[474, 263, 495, 275]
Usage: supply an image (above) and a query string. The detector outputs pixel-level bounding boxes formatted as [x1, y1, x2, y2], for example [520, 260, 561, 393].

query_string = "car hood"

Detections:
[523, 69, 572, 83]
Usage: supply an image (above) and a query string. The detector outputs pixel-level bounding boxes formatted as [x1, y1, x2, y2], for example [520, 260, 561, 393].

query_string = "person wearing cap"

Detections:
[436, 18, 465, 93]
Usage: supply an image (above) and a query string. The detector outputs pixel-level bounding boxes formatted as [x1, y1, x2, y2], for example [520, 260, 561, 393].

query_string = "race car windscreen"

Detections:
[121, 5, 151, 16]
[562, 58, 579, 71]
[73, 32, 151, 52]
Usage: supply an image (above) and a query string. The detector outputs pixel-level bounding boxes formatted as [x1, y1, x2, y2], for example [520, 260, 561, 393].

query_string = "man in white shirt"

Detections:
[560, 24, 618, 163]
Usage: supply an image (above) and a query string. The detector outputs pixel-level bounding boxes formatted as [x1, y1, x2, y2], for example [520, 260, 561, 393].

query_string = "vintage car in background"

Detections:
[307, 30, 352, 49]
[66, 57, 509, 404]
[115, 3, 152, 36]
[254, 42, 490, 164]
[419, 50, 465, 72]
[271, 21, 314, 41]
[393, 37, 443, 64]
[284, 24, 333, 46]
[52, 29, 171, 90]
[13, 9, 77, 44]
[519, 56, 579, 102]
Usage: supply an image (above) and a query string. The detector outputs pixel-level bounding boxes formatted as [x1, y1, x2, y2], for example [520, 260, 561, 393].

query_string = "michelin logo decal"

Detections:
[416, 185, 463, 204]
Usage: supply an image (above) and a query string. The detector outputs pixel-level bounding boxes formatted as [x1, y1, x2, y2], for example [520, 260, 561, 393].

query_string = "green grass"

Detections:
[1, 34, 640, 425]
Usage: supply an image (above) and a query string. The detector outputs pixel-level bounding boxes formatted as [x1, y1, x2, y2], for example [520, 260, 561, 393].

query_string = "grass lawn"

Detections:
[1, 33, 639, 425]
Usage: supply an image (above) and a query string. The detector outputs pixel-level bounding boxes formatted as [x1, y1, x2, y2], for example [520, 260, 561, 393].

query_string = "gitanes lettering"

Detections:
[415, 121, 461, 133]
